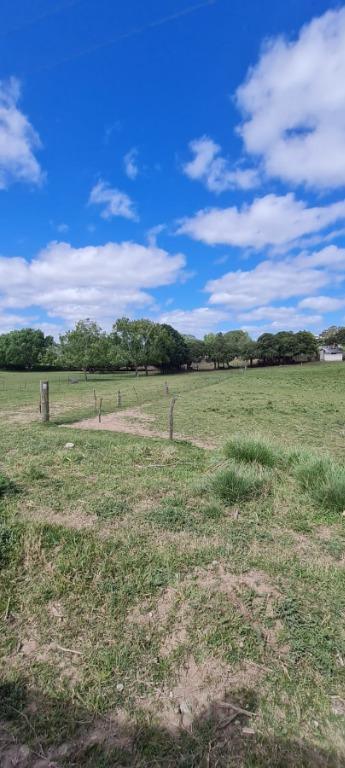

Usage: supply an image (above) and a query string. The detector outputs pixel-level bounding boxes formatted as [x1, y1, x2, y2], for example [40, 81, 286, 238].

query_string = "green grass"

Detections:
[1, 363, 345, 766]
[212, 461, 269, 504]
[224, 435, 281, 467]
[295, 453, 345, 514]
[0, 472, 13, 497]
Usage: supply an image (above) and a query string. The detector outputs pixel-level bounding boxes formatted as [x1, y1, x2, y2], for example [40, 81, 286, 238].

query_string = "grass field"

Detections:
[1, 364, 345, 767]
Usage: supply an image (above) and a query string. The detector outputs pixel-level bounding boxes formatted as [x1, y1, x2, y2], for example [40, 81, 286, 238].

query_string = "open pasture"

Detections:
[1, 363, 345, 767]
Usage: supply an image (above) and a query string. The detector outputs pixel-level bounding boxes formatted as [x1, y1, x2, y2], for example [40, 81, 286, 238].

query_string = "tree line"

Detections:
[0, 319, 325, 373]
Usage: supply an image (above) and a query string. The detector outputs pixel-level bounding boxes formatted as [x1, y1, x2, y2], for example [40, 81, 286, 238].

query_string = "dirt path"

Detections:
[61, 406, 216, 449]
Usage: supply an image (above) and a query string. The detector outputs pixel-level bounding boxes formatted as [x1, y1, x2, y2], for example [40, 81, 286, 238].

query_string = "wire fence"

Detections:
[0, 368, 253, 446]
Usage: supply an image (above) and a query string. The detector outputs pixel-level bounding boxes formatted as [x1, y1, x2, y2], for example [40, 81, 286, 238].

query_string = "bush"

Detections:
[224, 436, 281, 468]
[212, 461, 269, 504]
[295, 455, 345, 513]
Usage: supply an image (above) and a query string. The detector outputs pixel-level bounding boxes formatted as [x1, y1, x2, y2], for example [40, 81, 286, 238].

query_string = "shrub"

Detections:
[212, 461, 269, 504]
[295, 455, 345, 513]
[224, 436, 281, 468]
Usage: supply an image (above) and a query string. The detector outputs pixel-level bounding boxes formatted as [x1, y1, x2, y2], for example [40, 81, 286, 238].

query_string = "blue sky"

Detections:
[1, 0, 345, 339]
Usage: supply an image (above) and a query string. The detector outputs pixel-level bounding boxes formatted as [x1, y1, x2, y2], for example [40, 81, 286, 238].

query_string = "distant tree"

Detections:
[183, 336, 205, 370]
[333, 328, 345, 346]
[256, 333, 280, 365]
[151, 324, 189, 373]
[294, 331, 319, 360]
[275, 331, 297, 363]
[111, 318, 157, 374]
[204, 333, 217, 368]
[0, 328, 52, 370]
[204, 332, 228, 368]
[319, 325, 341, 344]
[38, 341, 61, 368]
[224, 330, 251, 366]
[319, 326, 345, 347]
[60, 319, 109, 378]
[256, 330, 318, 365]
[241, 338, 257, 367]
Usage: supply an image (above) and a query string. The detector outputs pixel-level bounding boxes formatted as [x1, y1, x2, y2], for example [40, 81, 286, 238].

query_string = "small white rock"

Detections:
[242, 727, 255, 736]
[64, 442, 75, 449]
[116, 683, 124, 692]
[179, 700, 192, 715]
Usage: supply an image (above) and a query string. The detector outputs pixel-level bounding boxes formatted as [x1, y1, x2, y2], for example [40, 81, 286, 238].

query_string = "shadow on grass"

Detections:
[0, 680, 344, 768]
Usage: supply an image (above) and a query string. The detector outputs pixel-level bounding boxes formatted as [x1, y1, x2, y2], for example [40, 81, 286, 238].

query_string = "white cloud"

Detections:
[146, 224, 166, 247]
[123, 148, 139, 180]
[56, 222, 69, 233]
[89, 180, 137, 220]
[0, 77, 43, 189]
[0, 311, 35, 334]
[0, 240, 186, 326]
[298, 295, 345, 312]
[206, 246, 345, 310]
[158, 307, 229, 338]
[178, 194, 345, 249]
[238, 305, 322, 328]
[182, 136, 259, 192]
[236, 7, 345, 189]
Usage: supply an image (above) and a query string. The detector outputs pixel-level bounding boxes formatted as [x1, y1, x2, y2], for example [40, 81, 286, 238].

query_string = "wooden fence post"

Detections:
[98, 397, 103, 423]
[164, 381, 169, 396]
[169, 396, 176, 440]
[93, 389, 97, 412]
[40, 381, 49, 422]
[117, 390, 122, 407]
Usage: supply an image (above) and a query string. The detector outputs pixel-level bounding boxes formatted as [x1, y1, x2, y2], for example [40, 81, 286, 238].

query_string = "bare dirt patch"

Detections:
[139, 654, 261, 731]
[0, 709, 133, 768]
[128, 563, 284, 667]
[8, 636, 83, 689]
[19, 504, 97, 531]
[61, 406, 216, 449]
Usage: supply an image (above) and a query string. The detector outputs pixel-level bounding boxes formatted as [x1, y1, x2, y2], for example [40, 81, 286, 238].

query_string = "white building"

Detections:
[319, 345, 343, 362]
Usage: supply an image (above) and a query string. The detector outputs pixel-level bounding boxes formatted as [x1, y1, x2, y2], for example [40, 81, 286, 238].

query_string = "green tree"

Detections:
[111, 318, 157, 374]
[151, 324, 189, 373]
[241, 338, 257, 367]
[294, 331, 319, 360]
[275, 331, 297, 363]
[0, 329, 52, 370]
[60, 320, 109, 378]
[319, 326, 341, 344]
[224, 330, 251, 366]
[256, 333, 280, 365]
[183, 336, 205, 369]
[204, 332, 228, 368]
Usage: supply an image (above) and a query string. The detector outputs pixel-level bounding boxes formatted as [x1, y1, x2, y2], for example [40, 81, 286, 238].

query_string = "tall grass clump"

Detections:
[224, 435, 281, 468]
[0, 473, 11, 497]
[295, 454, 345, 513]
[212, 461, 269, 505]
